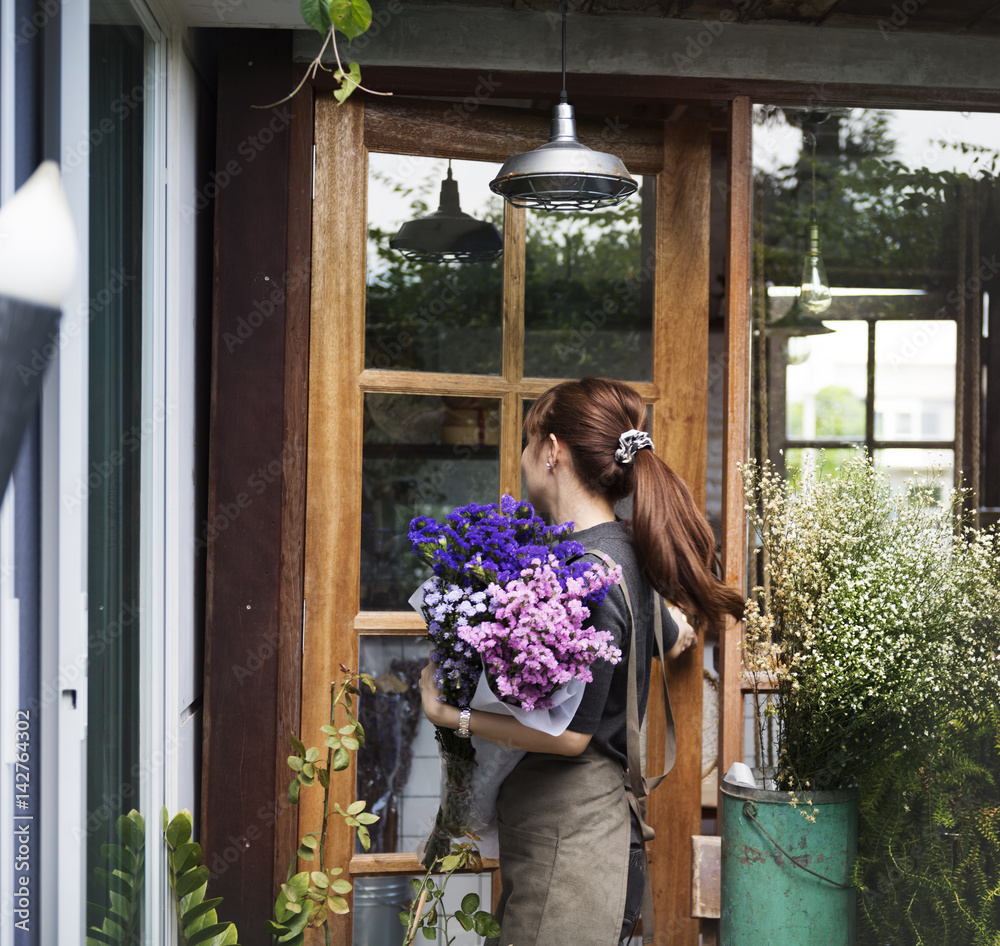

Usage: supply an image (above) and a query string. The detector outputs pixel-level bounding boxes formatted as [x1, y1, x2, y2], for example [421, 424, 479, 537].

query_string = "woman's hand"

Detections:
[665, 606, 697, 659]
[419, 661, 458, 729]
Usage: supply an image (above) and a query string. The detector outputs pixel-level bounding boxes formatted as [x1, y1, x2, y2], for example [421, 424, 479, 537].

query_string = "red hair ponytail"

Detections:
[525, 377, 744, 633]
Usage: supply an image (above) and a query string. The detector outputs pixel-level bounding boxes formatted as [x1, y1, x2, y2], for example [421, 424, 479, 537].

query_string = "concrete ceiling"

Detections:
[177, 0, 1000, 98]
[181, 0, 1000, 34]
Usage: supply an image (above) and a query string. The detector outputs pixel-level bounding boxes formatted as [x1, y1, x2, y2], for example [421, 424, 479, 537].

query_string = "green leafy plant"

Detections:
[269, 667, 379, 946]
[270, 0, 391, 107]
[401, 843, 501, 945]
[164, 809, 239, 946]
[855, 704, 1000, 945]
[86, 809, 145, 946]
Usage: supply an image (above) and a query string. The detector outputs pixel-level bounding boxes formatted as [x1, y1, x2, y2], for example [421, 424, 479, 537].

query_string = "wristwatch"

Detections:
[456, 707, 472, 739]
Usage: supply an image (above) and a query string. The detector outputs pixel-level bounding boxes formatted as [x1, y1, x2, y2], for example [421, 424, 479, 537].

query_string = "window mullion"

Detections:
[866, 319, 876, 456]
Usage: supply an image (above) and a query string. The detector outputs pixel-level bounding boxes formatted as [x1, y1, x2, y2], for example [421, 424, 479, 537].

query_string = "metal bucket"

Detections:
[721, 780, 858, 945]
[352, 875, 414, 946]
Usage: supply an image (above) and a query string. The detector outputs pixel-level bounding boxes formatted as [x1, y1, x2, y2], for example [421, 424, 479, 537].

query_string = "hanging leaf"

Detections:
[299, 0, 332, 37]
[333, 62, 363, 105]
[329, 0, 371, 39]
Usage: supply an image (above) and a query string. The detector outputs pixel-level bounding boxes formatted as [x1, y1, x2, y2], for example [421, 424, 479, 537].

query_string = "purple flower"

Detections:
[409, 497, 621, 708]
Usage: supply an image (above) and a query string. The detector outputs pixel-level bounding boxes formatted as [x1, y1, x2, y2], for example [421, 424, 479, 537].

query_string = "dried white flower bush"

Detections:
[742, 451, 1000, 793]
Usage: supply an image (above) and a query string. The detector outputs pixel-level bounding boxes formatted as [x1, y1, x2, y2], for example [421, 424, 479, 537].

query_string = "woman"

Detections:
[420, 377, 744, 945]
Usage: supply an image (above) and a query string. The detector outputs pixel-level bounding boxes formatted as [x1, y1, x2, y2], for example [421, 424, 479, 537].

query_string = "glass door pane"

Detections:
[361, 393, 501, 610]
[366, 154, 504, 375]
[784, 319, 867, 440]
[523, 179, 653, 380]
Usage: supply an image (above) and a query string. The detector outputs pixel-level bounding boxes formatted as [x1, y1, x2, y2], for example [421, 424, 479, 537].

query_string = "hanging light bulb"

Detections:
[799, 209, 832, 313]
[489, 0, 637, 211]
[797, 130, 832, 313]
[390, 163, 503, 264]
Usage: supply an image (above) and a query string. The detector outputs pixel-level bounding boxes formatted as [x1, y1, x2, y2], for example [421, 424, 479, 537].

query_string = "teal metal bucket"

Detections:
[721, 781, 858, 945]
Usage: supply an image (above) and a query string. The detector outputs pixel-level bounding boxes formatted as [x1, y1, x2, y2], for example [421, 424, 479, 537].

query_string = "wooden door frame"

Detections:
[301, 92, 743, 946]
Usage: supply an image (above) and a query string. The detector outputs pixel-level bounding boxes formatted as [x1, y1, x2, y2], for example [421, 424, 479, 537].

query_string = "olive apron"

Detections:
[486, 553, 676, 946]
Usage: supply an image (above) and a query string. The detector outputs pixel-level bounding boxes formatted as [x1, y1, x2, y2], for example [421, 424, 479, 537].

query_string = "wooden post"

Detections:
[718, 96, 753, 811]
[651, 120, 712, 946]
[301, 95, 367, 945]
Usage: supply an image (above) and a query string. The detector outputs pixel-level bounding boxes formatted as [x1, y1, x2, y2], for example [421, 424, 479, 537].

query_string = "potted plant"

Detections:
[723, 452, 1000, 945]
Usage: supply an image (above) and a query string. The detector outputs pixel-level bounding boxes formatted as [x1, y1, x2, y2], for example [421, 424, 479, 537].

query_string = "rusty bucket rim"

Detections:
[721, 779, 859, 807]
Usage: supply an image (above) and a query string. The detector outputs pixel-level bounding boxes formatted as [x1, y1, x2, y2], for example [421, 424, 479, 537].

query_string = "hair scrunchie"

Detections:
[615, 429, 654, 465]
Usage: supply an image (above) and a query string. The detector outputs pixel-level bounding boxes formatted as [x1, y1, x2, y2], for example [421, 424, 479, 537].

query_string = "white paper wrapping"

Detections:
[409, 577, 587, 857]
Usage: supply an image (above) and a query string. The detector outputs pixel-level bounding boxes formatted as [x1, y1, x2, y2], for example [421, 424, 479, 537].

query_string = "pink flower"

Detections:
[457, 558, 623, 711]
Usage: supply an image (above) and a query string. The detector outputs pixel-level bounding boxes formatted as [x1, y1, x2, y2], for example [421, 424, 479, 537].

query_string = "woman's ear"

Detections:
[547, 433, 561, 469]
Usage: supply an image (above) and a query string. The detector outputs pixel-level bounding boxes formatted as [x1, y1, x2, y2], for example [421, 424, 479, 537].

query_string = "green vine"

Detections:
[269, 668, 379, 946]
[264, 0, 392, 108]
[402, 843, 501, 945]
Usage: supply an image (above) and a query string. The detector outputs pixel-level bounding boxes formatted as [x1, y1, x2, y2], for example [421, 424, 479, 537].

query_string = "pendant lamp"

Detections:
[798, 133, 832, 313]
[766, 295, 833, 337]
[489, 0, 637, 211]
[390, 163, 503, 264]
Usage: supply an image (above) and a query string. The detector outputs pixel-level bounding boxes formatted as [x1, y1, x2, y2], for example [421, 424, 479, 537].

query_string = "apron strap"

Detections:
[585, 549, 677, 945]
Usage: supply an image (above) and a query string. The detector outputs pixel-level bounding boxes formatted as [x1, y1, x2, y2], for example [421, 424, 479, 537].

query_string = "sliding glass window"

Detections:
[86, 4, 147, 942]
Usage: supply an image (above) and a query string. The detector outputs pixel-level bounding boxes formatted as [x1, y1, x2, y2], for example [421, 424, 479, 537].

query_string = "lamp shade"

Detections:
[490, 102, 638, 211]
[390, 167, 502, 263]
[766, 296, 834, 336]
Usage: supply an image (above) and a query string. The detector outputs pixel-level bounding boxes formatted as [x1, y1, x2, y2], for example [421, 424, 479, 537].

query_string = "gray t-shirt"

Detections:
[567, 520, 678, 769]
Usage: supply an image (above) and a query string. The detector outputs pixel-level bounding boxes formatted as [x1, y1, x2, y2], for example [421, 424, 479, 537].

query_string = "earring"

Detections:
[545, 462, 551, 469]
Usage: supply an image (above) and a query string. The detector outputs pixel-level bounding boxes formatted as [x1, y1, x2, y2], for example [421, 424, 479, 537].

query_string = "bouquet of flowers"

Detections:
[408, 495, 622, 866]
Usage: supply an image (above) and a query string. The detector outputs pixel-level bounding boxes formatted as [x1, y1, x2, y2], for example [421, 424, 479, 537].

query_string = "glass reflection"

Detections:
[361, 393, 501, 610]
[523, 178, 653, 380]
[874, 447, 955, 495]
[366, 154, 504, 375]
[874, 320, 956, 441]
[355, 636, 430, 854]
[784, 320, 867, 441]
[752, 105, 991, 492]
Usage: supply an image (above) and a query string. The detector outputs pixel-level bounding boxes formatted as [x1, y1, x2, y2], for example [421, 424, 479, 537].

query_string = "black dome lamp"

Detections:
[389, 162, 503, 264]
[489, 0, 638, 211]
